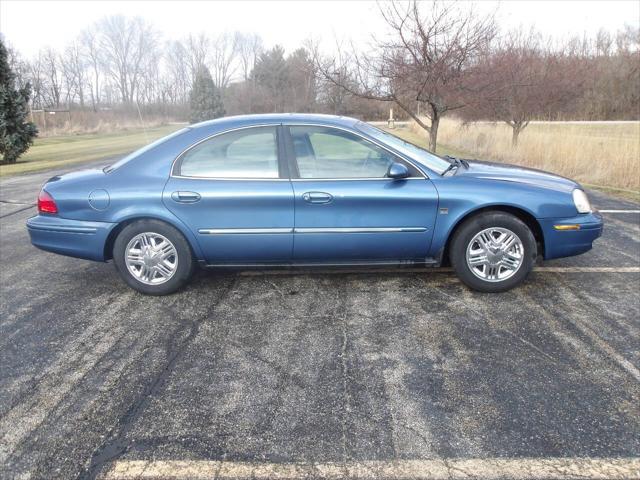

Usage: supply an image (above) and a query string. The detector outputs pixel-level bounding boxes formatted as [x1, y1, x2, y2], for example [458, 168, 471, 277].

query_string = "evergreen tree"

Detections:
[0, 38, 37, 164]
[252, 45, 289, 112]
[189, 66, 225, 123]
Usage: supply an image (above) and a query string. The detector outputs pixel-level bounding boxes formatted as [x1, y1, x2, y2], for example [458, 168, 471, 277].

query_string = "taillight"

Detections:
[38, 190, 58, 214]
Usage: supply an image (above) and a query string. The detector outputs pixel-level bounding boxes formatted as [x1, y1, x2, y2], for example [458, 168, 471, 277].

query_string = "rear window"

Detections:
[176, 126, 279, 178]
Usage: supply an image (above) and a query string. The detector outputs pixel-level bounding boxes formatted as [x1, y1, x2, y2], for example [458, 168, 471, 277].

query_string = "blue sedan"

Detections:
[27, 114, 603, 295]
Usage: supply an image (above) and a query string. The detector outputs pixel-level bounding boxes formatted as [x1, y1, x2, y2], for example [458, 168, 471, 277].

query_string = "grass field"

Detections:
[402, 119, 639, 197]
[0, 124, 186, 177]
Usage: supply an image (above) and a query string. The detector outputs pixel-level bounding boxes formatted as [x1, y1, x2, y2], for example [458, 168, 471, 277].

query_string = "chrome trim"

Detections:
[283, 122, 429, 179]
[198, 227, 427, 235]
[294, 227, 427, 234]
[172, 176, 288, 181]
[290, 177, 423, 182]
[199, 228, 293, 235]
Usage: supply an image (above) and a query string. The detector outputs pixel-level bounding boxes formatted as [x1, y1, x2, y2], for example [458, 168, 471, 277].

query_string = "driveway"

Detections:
[0, 160, 639, 479]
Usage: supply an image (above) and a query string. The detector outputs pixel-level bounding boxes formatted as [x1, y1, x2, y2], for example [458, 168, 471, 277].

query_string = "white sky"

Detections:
[1, 0, 639, 58]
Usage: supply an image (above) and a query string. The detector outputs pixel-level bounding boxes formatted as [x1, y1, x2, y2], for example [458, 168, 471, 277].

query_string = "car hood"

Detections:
[456, 160, 578, 193]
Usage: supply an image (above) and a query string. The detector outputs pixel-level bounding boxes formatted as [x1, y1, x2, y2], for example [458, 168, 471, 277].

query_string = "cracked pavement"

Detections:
[0, 159, 639, 479]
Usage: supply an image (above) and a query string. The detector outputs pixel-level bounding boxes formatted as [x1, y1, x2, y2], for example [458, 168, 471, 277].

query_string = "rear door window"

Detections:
[177, 126, 279, 178]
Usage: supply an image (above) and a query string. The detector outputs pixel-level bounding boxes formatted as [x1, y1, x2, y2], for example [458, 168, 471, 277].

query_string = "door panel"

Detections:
[163, 178, 294, 264]
[291, 178, 439, 261]
[163, 125, 294, 265]
[285, 125, 439, 262]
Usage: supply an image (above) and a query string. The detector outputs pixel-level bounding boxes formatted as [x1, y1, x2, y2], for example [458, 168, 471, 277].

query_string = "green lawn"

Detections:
[0, 125, 186, 177]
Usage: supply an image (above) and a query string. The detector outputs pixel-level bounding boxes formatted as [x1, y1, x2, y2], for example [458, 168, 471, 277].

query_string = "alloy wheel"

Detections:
[125, 232, 178, 285]
[466, 227, 524, 282]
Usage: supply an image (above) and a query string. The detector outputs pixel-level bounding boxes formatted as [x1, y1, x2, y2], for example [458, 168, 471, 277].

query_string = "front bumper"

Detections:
[26, 215, 116, 262]
[539, 211, 604, 260]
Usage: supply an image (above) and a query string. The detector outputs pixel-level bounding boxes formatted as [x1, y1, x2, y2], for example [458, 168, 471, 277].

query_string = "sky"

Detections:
[1, 0, 639, 58]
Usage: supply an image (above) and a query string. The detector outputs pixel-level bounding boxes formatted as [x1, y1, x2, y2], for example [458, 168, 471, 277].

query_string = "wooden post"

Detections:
[388, 108, 395, 129]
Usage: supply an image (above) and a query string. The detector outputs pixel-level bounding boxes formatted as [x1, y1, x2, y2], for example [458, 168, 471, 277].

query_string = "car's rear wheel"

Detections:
[450, 212, 537, 292]
[113, 219, 194, 295]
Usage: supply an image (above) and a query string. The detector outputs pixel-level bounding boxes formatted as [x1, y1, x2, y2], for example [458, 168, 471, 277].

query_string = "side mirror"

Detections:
[386, 162, 410, 179]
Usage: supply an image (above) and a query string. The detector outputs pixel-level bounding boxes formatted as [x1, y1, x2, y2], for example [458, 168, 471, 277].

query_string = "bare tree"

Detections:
[315, 0, 496, 151]
[26, 52, 45, 109]
[235, 32, 263, 81]
[184, 33, 209, 78]
[96, 15, 159, 104]
[467, 29, 585, 145]
[42, 47, 62, 107]
[79, 29, 102, 111]
[209, 32, 238, 89]
[165, 40, 191, 104]
[61, 41, 86, 107]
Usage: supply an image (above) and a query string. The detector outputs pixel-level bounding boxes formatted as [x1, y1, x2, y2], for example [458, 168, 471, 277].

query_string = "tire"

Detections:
[113, 219, 194, 295]
[450, 212, 537, 293]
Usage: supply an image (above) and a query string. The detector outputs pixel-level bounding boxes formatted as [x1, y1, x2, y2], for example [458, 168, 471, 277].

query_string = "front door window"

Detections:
[289, 126, 401, 179]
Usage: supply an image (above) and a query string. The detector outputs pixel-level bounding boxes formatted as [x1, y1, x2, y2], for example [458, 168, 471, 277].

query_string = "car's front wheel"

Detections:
[450, 212, 537, 292]
[113, 219, 194, 295]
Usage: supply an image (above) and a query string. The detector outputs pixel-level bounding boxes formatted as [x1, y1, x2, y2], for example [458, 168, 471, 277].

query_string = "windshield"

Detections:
[355, 122, 452, 175]
[104, 127, 191, 173]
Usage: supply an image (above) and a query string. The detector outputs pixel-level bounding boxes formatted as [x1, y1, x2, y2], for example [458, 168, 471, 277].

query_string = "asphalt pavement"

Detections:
[0, 160, 638, 480]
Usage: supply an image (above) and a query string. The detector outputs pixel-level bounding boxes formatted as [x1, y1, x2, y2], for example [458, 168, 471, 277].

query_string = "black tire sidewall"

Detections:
[451, 212, 537, 293]
[113, 219, 194, 295]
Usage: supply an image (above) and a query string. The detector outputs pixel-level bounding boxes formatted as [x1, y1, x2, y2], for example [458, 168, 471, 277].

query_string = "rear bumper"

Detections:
[539, 212, 604, 260]
[26, 215, 116, 262]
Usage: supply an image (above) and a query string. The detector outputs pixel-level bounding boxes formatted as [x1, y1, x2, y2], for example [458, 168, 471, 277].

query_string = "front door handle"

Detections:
[302, 192, 333, 204]
[171, 191, 201, 203]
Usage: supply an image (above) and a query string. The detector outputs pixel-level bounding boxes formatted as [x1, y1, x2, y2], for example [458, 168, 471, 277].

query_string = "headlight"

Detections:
[572, 189, 592, 213]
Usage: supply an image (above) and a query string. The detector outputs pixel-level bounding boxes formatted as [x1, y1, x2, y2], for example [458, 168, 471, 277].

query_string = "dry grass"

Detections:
[410, 118, 640, 192]
[31, 110, 182, 137]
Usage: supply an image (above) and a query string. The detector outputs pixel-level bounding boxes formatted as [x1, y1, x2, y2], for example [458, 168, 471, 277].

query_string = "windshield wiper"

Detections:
[442, 155, 469, 175]
[442, 155, 462, 175]
[442, 161, 458, 175]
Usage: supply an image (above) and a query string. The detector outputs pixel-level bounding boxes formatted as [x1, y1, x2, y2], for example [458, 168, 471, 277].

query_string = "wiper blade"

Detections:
[444, 155, 469, 170]
[442, 162, 458, 175]
[442, 156, 461, 175]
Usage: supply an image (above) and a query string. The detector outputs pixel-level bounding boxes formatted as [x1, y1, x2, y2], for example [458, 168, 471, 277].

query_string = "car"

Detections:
[27, 114, 603, 295]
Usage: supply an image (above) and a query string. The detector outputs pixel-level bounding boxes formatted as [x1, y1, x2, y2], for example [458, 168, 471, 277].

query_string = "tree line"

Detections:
[314, 1, 639, 149]
[4, 16, 389, 122]
[3, 0, 639, 153]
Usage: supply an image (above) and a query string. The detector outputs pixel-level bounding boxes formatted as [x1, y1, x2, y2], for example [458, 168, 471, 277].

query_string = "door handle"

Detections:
[302, 192, 333, 204]
[171, 191, 201, 203]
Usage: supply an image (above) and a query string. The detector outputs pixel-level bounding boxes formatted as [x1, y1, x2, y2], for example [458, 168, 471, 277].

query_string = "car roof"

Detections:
[189, 113, 361, 132]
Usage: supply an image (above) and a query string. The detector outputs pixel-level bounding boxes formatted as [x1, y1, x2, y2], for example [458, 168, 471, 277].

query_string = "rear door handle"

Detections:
[171, 191, 201, 203]
[302, 192, 333, 204]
